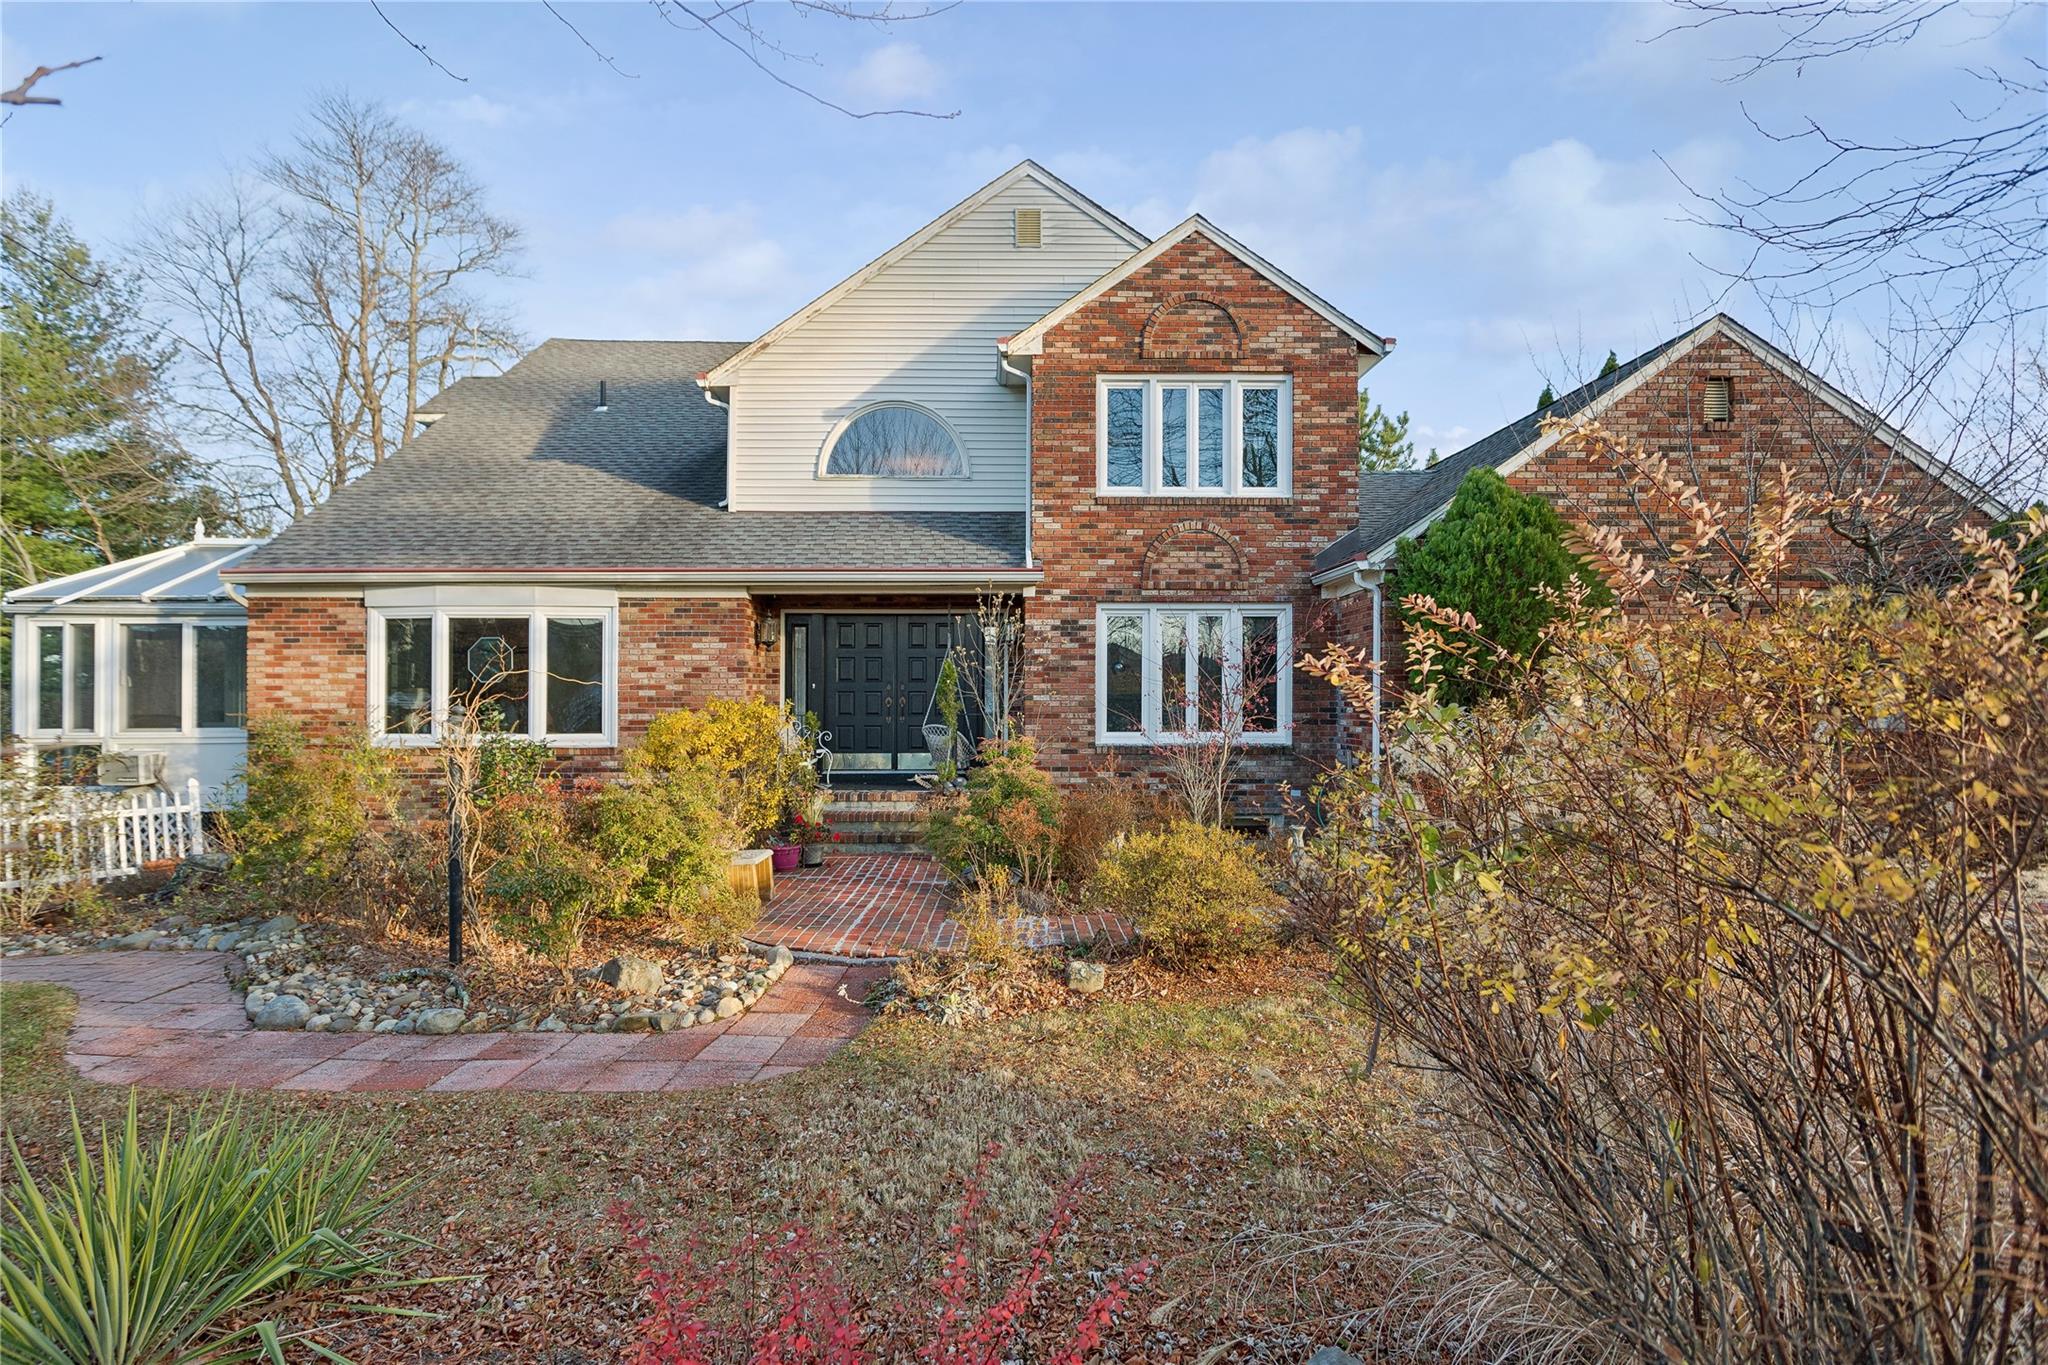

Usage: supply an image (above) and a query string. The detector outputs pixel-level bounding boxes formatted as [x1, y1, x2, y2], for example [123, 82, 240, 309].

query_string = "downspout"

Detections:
[1370, 579, 1384, 826]
[698, 376, 731, 509]
[998, 346, 1033, 569]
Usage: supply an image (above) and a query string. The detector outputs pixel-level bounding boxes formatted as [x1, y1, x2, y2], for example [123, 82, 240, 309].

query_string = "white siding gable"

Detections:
[721, 175, 1139, 512]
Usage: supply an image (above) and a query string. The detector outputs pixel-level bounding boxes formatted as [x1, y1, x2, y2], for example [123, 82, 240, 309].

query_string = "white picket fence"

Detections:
[0, 780, 208, 892]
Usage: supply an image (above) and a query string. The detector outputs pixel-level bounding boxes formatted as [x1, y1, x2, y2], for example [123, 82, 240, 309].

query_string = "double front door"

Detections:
[784, 613, 975, 772]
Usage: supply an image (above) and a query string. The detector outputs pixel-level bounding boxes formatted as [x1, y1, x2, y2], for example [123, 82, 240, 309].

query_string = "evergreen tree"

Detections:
[1537, 382, 1556, 408]
[1357, 387, 1416, 471]
[1391, 468, 1613, 705]
[1599, 349, 1621, 377]
[0, 192, 233, 592]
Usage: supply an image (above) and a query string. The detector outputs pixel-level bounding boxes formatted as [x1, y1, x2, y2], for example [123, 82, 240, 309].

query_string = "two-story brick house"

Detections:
[220, 161, 1996, 816]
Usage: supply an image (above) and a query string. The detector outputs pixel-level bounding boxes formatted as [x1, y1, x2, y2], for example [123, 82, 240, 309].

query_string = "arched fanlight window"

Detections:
[821, 403, 967, 478]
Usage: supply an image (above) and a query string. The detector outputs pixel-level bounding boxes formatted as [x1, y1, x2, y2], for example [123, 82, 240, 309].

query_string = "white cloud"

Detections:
[844, 41, 942, 107]
[533, 204, 801, 338]
[396, 94, 520, 129]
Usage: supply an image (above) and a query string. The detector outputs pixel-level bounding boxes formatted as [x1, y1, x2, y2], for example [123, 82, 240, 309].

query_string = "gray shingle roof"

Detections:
[240, 340, 1027, 575]
[1314, 327, 1693, 575]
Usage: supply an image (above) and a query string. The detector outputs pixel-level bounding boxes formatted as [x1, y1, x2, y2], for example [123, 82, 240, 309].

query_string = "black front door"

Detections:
[786, 613, 974, 772]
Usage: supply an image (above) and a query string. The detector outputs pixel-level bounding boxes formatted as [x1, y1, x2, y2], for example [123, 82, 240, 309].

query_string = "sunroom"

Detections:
[4, 530, 262, 800]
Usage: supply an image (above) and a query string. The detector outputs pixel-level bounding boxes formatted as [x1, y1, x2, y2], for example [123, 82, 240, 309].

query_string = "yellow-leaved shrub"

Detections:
[1090, 821, 1279, 966]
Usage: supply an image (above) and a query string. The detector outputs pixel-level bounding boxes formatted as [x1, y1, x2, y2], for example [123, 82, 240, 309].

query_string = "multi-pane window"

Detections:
[1098, 377, 1290, 496]
[370, 607, 614, 745]
[1096, 605, 1291, 744]
[21, 619, 243, 736]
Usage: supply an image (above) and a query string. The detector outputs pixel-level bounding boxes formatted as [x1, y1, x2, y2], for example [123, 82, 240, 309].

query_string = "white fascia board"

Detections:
[1313, 564, 1385, 598]
[699, 161, 1150, 389]
[1005, 215, 1388, 359]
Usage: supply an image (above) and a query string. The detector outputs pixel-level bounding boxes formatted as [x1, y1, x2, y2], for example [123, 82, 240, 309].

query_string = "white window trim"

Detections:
[365, 605, 618, 748]
[1094, 603, 1292, 747]
[1095, 376, 1291, 498]
[815, 399, 973, 481]
[12, 614, 248, 743]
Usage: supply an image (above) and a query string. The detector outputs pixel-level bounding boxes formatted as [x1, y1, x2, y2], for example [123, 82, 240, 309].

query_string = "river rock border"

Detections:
[4, 914, 796, 1036]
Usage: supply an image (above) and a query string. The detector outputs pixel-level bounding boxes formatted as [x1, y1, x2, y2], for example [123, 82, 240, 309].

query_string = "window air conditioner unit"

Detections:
[98, 750, 167, 787]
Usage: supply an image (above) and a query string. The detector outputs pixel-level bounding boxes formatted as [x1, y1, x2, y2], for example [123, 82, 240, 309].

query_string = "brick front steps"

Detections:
[746, 854, 1134, 960]
[1, 951, 885, 1093]
[820, 785, 932, 854]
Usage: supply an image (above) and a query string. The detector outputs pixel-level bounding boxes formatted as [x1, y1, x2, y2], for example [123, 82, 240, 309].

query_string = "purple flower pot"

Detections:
[771, 844, 802, 872]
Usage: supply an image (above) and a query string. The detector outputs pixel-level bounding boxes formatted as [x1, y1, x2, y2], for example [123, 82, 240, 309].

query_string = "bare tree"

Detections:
[136, 94, 523, 520]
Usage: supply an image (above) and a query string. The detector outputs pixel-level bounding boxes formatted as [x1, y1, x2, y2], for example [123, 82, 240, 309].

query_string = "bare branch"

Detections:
[1, 56, 102, 107]
[649, 0, 959, 119]
[544, 1, 640, 79]
[371, 0, 469, 83]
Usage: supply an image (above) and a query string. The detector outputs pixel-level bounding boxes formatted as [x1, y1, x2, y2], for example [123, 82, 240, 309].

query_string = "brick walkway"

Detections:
[1, 951, 883, 1093]
[748, 853, 1132, 958]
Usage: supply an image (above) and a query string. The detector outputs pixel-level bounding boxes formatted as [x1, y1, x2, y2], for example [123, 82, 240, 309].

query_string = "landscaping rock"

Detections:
[110, 930, 162, 950]
[413, 1007, 465, 1035]
[1066, 960, 1107, 994]
[713, 996, 743, 1020]
[537, 1015, 567, 1032]
[253, 994, 312, 1030]
[696, 1007, 718, 1026]
[616, 1010, 689, 1034]
[764, 944, 795, 971]
[598, 954, 665, 997]
[255, 913, 298, 939]
[1308, 1351, 1363, 1365]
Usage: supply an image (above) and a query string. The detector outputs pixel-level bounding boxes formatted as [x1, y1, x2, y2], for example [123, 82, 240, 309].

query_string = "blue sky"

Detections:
[3, 1, 2039, 458]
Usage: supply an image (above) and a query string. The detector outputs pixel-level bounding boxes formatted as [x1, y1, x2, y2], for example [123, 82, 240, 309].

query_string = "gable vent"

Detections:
[1704, 376, 1732, 422]
[1013, 207, 1042, 248]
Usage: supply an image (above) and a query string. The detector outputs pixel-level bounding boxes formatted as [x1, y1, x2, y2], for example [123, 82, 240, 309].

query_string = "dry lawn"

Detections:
[0, 948, 1426, 1362]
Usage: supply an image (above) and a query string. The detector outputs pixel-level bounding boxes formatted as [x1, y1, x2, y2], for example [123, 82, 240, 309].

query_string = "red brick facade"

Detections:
[1020, 231, 1365, 810]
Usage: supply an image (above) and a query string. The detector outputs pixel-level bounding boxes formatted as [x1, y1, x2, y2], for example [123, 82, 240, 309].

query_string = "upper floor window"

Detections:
[821, 402, 968, 478]
[1097, 376, 1290, 497]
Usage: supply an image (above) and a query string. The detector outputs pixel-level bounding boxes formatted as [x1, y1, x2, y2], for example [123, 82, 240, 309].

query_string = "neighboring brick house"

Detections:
[177, 162, 1993, 819]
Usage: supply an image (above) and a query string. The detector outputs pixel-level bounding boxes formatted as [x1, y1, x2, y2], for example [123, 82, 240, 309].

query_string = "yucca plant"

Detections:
[1, 1095, 429, 1363]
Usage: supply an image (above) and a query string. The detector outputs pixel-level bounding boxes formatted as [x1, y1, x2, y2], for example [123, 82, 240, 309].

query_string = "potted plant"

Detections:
[790, 811, 839, 867]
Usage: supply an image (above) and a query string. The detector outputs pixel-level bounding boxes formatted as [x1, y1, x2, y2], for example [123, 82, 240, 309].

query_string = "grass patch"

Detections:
[0, 981, 73, 1097]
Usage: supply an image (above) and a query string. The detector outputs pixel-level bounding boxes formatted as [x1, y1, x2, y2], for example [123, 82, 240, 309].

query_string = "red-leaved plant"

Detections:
[614, 1144, 1153, 1364]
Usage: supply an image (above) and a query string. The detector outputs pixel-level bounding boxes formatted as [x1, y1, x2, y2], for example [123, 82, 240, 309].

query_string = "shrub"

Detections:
[1054, 770, 1153, 889]
[615, 1143, 1151, 1363]
[1391, 466, 1612, 703]
[1299, 440, 2048, 1363]
[586, 775, 735, 926]
[667, 882, 760, 952]
[926, 737, 1061, 890]
[1089, 821, 1279, 967]
[1, 1095, 411, 1363]
[227, 717, 407, 914]
[480, 789, 611, 982]
[631, 698, 816, 845]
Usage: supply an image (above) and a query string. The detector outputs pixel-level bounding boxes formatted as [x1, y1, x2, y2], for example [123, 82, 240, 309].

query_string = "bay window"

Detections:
[1098, 377, 1290, 496]
[368, 605, 615, 746]
[1095, 604, 1292, 745]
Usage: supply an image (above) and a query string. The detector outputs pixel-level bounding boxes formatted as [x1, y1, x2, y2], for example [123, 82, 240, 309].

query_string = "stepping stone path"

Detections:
[1, 951, 883, 1093]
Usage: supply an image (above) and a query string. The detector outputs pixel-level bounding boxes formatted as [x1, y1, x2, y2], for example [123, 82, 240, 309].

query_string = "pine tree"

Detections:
[0, 192, 234, 592]
[1357, 387, 1416, 471]
[1537, 383, 1556, 408]
[1391, 468, 1614, 705]
[1599, 350, 1621, 377]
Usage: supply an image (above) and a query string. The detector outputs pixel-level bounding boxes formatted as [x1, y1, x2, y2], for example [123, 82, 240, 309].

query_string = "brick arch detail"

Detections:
[1140, 520, 1247, 593]
[1140, 294, 1244, 361]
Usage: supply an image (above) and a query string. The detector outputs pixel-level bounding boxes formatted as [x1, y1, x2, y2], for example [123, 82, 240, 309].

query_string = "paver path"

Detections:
[752, 853, 1132, 958]
[0, 951, 884, 1093]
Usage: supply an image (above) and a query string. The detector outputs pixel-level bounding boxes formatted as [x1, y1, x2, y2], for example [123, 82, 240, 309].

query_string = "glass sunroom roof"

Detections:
[3, 533, 266, 607]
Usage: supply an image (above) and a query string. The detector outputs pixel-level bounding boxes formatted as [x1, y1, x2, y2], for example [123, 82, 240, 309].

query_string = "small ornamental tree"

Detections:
[1391, 467, 1612, 704]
